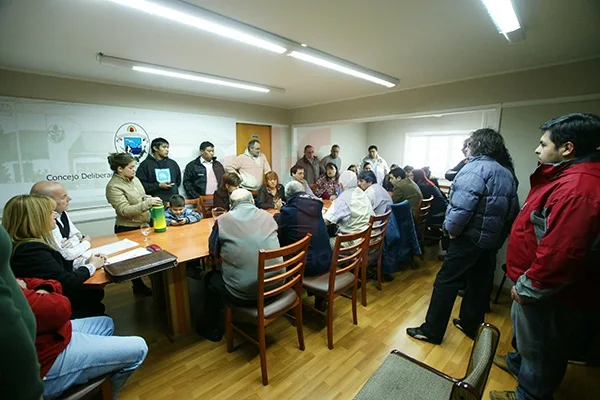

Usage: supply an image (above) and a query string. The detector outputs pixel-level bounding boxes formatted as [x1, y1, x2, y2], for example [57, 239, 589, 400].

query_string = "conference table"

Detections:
[84, 199, 331, 339]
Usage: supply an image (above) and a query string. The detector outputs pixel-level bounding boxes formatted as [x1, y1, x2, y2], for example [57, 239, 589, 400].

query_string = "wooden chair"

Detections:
[303, 227, 370, 349]
[355, 323, 501, 400]
[199, 195, 214, 218]
[415, 196, 434, 256]
[359, 210, 392, 306]
[57, 374, 111, 400]
[225, 234, 312, 386]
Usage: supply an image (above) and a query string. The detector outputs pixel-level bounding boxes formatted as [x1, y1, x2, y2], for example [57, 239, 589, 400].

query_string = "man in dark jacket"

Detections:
[490, 114, 600, 400]
[183, 141, 225, 198]
[407, 128, 518, 344]
[136, 137, 182, 203]
[275, 181, 332, 276]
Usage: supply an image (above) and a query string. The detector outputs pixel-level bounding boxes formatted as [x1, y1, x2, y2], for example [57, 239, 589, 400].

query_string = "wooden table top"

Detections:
[84, 200, 331, 285]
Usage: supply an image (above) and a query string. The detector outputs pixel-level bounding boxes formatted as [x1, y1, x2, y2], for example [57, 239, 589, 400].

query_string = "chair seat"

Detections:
[303, 271, 355, 294]
[57, 374, 110, 400]
[354, 354, 454, 400]
[231, 289, 298, 319]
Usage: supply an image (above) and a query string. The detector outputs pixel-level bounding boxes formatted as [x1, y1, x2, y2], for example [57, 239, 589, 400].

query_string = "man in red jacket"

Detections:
[490, 113, 600, 400]
[19, 277, 148, 399]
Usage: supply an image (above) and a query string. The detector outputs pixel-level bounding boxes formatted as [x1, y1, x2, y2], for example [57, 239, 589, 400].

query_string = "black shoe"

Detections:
[314, 297, 328, 312]
[452, 318, 475, 340]
[406, 326, 442, 344]
[196, 325, 223, 342]
[132, 280, 152, 296]
[383, 273, 394, 282]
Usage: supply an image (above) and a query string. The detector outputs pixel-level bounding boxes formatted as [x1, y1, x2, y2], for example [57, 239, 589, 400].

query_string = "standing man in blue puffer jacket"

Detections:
[407, 128, 518, 344]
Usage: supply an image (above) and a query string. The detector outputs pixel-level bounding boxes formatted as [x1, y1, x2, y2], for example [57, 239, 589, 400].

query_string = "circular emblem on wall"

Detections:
[47, 124, 65, 143]
[114, 123, 150, 162]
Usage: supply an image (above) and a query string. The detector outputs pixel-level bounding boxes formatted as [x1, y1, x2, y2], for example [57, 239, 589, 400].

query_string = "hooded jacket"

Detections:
[507, 152, 600, 310]
[275, 192, 332, 277]
[136, 154, 182, 203]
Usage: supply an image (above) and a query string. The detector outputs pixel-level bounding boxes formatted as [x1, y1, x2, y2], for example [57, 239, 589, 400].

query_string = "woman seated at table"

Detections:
[3, 194, 106, 318]
[213, 172, 242, 211]
[314, 162, 341, 200]
[19, 276, 147, 399]
[256, 170, 285, 210]
[105, 152, 162, 296]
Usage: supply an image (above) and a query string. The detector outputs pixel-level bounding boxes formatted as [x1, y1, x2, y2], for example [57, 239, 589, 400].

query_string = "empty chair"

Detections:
[354, 323, 500, 400]
[303, 227, 370, 349]
[199, 195, 214, 217]
[224, 234, 311, 385]
[359, 210, 392, 306]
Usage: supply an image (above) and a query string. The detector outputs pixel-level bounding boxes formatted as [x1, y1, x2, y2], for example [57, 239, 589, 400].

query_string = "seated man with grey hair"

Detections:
[30, 182, 92, 264]
[198, 188, 282, 342]
[324, 170, 374, 248]
[275, 181, 332, 277]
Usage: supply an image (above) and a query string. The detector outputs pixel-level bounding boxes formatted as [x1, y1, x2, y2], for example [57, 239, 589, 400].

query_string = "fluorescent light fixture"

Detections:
[288, 49, 399, 88]
[106, 0, 289, 54]
[97, 53, 284, 93]
[103, 0, 401, 87]
[481, 0, 525, 42]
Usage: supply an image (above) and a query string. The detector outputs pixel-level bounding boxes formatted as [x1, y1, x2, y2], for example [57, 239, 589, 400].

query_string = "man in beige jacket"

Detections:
[226, 140, 271, 190]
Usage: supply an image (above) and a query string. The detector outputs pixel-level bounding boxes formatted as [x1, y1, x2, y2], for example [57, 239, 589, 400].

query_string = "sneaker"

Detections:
[493, 354, 518, 380]
[452, 318, 475, 340]
[406, 326, 442, 345]
[489, 391, 517, 400]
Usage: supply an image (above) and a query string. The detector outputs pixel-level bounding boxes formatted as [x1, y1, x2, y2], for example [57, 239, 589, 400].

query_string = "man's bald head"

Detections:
[30, 181, 71, 213]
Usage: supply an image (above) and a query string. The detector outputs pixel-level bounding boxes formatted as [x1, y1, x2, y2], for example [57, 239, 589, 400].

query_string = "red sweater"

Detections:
[20, 278, 72, 378]
[506, 156, 600, 310]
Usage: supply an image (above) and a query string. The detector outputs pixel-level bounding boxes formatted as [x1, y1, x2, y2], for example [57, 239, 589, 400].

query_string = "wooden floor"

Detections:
[105, 248, 600, 400]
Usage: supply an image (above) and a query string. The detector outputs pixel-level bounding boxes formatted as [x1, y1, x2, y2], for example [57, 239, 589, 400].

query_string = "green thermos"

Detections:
[150, 204, 167, 232]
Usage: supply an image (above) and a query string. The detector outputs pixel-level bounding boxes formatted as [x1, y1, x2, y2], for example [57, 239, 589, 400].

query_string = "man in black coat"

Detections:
[183, 141, 225, 198]
[136, 137, 182, 203]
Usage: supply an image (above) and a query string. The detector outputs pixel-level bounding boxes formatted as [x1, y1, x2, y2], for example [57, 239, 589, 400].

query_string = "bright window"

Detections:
[404, 132, 470, 178]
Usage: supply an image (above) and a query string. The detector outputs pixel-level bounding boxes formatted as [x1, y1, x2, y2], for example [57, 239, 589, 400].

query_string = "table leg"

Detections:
[152, 261, 192, 339]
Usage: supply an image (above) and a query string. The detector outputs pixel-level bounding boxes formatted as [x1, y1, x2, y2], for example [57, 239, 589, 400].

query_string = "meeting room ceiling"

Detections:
[0, 0, 599, 109]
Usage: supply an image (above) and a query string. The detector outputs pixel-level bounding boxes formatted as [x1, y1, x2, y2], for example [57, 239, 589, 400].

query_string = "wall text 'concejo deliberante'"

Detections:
[46, 172, 113, 182]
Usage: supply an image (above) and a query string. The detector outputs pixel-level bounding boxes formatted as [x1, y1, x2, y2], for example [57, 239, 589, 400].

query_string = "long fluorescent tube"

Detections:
[288, 49, 399, 88]
[97, 54, 285, 93]
[481, 0, 525, 42]
[107, 0, 289, 54]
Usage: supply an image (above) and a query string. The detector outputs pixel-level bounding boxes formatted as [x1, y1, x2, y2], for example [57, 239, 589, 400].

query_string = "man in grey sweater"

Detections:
[197, 189, 282, 342]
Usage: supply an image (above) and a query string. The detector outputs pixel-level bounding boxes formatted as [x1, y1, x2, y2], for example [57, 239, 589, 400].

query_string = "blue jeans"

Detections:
[506, 301, 582, 400]
[43, 316, 148, 399]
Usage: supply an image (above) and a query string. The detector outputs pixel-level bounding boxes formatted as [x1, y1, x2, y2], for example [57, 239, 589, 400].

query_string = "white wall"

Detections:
[366, 109, 499, 173]
[293, 123, 368, 175]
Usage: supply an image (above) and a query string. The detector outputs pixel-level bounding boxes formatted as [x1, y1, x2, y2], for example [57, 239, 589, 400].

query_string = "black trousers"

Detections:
[203, 270, 255, 328]
[114, 225, 149, 288]
[422, 235, 495, 340]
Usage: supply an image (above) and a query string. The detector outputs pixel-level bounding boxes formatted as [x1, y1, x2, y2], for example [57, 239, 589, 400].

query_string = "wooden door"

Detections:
[236, 123, 272, 166]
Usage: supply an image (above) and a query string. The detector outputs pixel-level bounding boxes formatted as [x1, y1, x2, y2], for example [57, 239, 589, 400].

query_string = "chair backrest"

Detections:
[456, 323, 501, 399]
[199, 195, 214, 218]
[366, 210, 392, 264]
[256, 234, 312, 318]
[185, 198, 200, 209]
[415, 196, 433, 225]
[330, 227, 371, 291]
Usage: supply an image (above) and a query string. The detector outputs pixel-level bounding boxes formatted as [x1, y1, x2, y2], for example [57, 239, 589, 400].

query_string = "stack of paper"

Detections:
[83, 238, 140, 258]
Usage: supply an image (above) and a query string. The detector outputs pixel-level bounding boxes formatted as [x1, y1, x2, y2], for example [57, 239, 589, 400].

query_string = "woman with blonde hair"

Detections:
[3, 194, 106, 318]
[256, 170, 285, 210]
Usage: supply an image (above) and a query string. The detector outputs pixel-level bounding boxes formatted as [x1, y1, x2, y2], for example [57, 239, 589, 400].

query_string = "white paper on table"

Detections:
[107, 247, 152, 264]
[82, 238, 140, 258]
